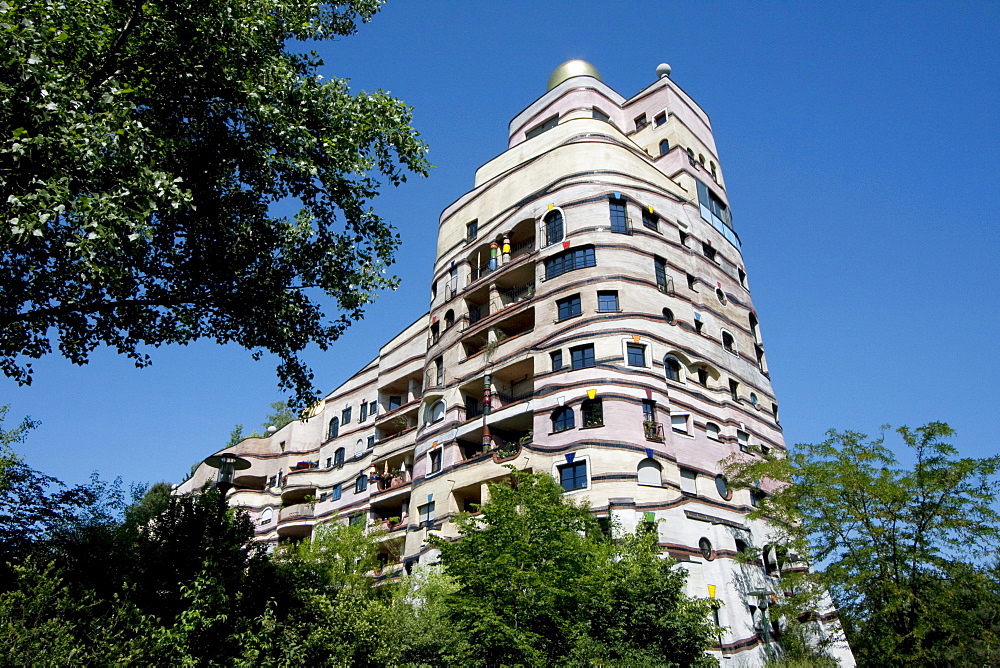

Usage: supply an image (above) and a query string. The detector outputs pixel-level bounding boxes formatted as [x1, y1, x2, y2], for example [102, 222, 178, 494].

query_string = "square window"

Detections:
[429, 449, 442, 474]
[671, 414, 689, 434]
[388, 395, 402, 410]
[597, 291, 619, 312]
[558, 460, 588, 491]
[626, 343, 646, 367]
[551, 350, 563, 371]
[557, 294, 582, 321]
[570, 344, 596, 370]
[369, 400, 378, 416]
[367, 435, 375, 449]
[349, 513, 364, 527]
[552, 406, 575, 432]
[325, 457, 333, 468]
[642, 210, 658, 231]
[680, 468, 697, 494]
[654, 112, 667, 127]
[582, 398, 603, 427]
[634, 114, 648, 131]
[466, 219, 479, 241]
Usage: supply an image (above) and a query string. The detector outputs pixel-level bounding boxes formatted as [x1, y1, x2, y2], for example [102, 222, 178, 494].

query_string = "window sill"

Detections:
[555, 311, 583, 324]
[580, 423, 604, 430]
[596, 309, 622, 314]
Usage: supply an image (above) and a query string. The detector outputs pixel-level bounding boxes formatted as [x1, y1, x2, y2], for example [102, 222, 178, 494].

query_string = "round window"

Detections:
[716, 288, 727, 305]
[715, 474, 732, 500]
[662, 307, 675, 324]
[699, 537, 714, 560]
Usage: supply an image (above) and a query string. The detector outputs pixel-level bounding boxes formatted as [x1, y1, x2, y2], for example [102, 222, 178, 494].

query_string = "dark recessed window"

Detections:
[552, 406, 575, 433]
[556, 294, 582, 321]
[526, 115, 558, 139]
[444, 309, 455, 329]
[582, 398, 603, 427]
[662, 308, 675, 324]
[716, 288, 727, 305]
[695, 319, 704, 335]
[658, 139, 670, 156]
[654, 256, 670, 293]
[333, 448, 345, 469]
[609, 198, 629, 234]
[699, 537, 714, 560]
[429, 449, 442, 474]
[331, 484, 342, 501]
[750, 393, 759, 409]
[642, 399, 657, 423]
[545, 246, 595, 280]
[664, 356, 681, 382]
[359, 401, 368, 422]
[654, 112, 667, 127]
[703, 243, 717, 263]
[466, 219, 479, 241]
[642, 209, 658, 231]
[729, 379, 740, 402]
[418, 501, 435, 527]
[722, 331, 736, 354]
[626, 343, 646, 367]
[367, 435, 375, 449]
[558, 460, 588, 491]
[634, 114, 648, 131]
[715, 474, 731, 500]
[697, 367, 708, 386]
[570, 344, 595, 370]
[544, 209, 564, 246]
[355, 475, 368, 494]
[592, 107, 610, 122]
[597, 291, 619, 313]
[388, 395, 402, 410]
[327, 417, 340, 440]
[551, 350, 564, 371]
[342, 406, 352, 425]
[686, 273, 697, 291]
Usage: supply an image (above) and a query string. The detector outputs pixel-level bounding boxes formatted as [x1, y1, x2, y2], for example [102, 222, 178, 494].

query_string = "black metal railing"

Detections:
[643, 421, 665, 441]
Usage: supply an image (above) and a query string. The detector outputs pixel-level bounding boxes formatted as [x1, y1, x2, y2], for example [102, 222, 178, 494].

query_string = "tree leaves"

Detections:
[0, 0, 430, 409]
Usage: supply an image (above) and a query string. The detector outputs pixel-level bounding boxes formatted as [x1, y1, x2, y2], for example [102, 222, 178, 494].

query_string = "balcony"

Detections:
[644, 421, 665, 442]
[277, 502, 315, 538]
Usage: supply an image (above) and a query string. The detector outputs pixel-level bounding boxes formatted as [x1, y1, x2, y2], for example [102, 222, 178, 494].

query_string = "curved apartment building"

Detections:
[180, 62, 854, 665]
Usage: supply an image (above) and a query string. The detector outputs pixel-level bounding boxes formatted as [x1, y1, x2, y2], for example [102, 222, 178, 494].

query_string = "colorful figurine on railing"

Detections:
[489, 241, 499, 270]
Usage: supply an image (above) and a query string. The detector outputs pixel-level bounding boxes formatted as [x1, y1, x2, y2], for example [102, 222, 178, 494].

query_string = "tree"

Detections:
[428, 469, 718, 667]
[724, 422, 1000, 666]
[1, 0, 430, 409]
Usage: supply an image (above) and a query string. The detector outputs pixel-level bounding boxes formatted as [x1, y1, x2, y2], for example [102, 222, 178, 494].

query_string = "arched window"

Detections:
[664, 355, 682, 382]
[763, 544, 780, 576]
[715, 474, 732, 500]
[698, 153, 706, 166]
[333, 447, 345, 469]
[544, 209, 564, 246]
[710, 162, 718, 180]
[722, 330, 737, 354]
[686, 148, 695, 160]
[552, 406, 575, 433]
[354, 439, 364, 457]
[425, 400, 446, 424]
[259, 507, 273, 526]
[637, 458, 662, 487]
[658, 139, 670, 156]
[430, 321, 440, 344]
[327, 417, 339, 440]
[705, 422, 721, 440]
[444, 309, 455, 329]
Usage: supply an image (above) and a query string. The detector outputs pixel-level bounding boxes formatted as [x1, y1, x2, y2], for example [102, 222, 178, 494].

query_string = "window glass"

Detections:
[654, 112, 667, 127]
[367, 435, 375, 449]
[664, 356, 681, 381]
[609, 198, 628, 234]
[626, 343, 646, 367]
[706, 422, 721, 440]
[715, 474, 731, 499]
[429, 449, 442, 474]
[466, 219, 479, 241]
[545, 246, 595, 280]
[597, 291, 618, 312]
[559, 460, 588, 491]
[654, 256, 670, 292]
[671, 414, 689, 434]
[658, 139, 670, 156]
[342, 406, 352, 424]
[327, 418, 339, 440]
[355, 475, 367, 494]
[544, 209, 564, 245]
[359, 402, 367, 422]
[418, 501, 435, 526]
[330, 484, 342, 501]
[680, 468, 697, 494]
[526, 115, 558, 139]
[642, 399, 656, 423]
[552, 407, 575, 432]
[592, 107, 610, 122]
[333, 448, 345, 468]
[550, 350, 563, 371]
[556, 294, 582, 321]
[570, 344, 595, 369]
[582, 398, 603, 427]
[642, 209, 658, 230]
[388, 395, 402, 410]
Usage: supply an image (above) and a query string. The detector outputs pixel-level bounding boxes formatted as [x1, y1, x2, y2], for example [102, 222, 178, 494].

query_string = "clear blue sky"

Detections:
[4, 1, 998, 489]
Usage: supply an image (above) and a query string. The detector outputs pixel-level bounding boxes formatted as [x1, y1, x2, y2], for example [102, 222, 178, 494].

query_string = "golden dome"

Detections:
[546, 60, 602, 91]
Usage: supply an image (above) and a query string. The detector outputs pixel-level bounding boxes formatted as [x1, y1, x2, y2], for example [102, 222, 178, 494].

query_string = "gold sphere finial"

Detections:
[546, 60, 602, 91]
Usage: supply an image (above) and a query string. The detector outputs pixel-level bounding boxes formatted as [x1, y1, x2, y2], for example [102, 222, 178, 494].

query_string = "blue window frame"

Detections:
[355, 475, 368, 494]
[597, 291, 618, 312]
[544, 209, 564, 245]
[330, 484, 342, 501]
[609, 198, 628, 234]
[552, 406, 575, 433]
[550, 350, 563, 371]
[545, 246, 596, 280]
[559, 460, 588, 491]
[570, 344, 595, 370]
[627, 343, 646, 367]
[333, 447, 345, 469]
[659, 139, 670, 156]
[556, 294, 581, 321]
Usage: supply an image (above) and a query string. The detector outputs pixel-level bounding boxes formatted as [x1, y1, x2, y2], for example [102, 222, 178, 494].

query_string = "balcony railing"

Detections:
[643, 421, 665, 442]
[374, 471, 412, 492]
[494, 388, 534, 406]
[499, 282, 535, 304]
[465, 400, 484, 420]
[509, 237, 535, 259]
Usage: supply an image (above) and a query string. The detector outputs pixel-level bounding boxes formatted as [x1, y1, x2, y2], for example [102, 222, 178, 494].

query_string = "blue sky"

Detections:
[4, 1, 998, 488]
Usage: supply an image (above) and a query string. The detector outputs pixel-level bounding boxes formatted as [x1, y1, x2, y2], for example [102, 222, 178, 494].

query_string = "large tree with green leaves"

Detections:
[724, 422, 1000, 666]
[1, 0, 429, 409]
[429, 469, 718, 667]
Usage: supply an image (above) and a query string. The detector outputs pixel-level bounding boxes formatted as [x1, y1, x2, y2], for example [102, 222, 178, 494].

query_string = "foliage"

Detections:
[0, 0, 430, 409]
[429, 469, 718, 667]
[724, 422, 1000, 666]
